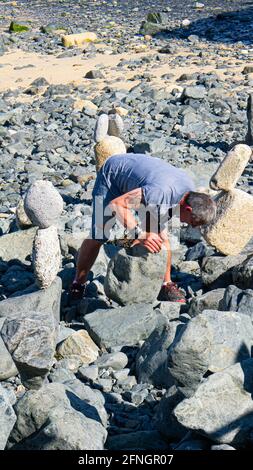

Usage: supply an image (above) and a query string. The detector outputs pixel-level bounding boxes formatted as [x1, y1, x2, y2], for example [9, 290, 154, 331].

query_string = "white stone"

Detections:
[94, 113, 109, 143]
[210, 144, 252, 191]
[33, 226, 61, 289]
[94, 136, 126, 171]
[24, 180, 63, 229]
[202, 189, 253, 255]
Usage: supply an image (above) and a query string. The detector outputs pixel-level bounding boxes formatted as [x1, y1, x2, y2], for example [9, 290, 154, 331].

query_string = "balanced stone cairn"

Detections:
[203, 144, 253, 255]
[94, 109, 126, 171]
[23, 180, 63, 289]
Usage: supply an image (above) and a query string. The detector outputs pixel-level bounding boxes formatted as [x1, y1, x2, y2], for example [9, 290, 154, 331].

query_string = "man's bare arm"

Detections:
[108, 188, 142, 231]
[109, 188, 163, 253]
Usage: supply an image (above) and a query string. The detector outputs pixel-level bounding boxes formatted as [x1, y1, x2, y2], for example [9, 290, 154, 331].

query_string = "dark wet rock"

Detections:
[185, 241, 214, 261]
[152, 385, 186, 440]
[85, 70, 104, 79]
[222, 285, 253, 320]
[201, 255, 247, 288]
[106, 430, 169, 450]
[188, 289, 225, 317]
[232, 254, 253, 289]
[136, 316, 181, 388]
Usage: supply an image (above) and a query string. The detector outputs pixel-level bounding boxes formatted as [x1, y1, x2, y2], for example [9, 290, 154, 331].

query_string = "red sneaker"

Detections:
[157, 282, 186, 303]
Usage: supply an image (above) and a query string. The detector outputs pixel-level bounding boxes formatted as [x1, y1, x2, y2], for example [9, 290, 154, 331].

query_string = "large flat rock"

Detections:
[83, 304, 158, 349]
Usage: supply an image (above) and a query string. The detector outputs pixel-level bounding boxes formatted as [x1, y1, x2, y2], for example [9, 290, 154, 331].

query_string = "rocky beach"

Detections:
[1, 0, 253, 452]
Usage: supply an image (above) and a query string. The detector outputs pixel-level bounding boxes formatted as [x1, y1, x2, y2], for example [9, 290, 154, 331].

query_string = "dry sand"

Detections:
[0, 44, 249, 99]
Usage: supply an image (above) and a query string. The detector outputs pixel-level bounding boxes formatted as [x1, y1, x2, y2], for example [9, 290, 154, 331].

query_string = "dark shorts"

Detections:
[91, 171, 116, 243]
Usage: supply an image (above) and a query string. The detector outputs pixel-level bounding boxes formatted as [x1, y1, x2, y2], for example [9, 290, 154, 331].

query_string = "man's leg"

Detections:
[70, 238, 103, 299]
[162, 237, 172, 284]
[158, 231, 186, 303]
[75, 238, 103, 285]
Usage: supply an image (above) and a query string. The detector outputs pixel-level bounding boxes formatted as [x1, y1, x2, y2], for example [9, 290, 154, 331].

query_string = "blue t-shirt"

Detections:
[100, 153, 195, 214]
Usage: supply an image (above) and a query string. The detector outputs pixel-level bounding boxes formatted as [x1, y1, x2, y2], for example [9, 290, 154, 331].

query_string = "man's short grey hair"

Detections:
[185, 191, 217, 225]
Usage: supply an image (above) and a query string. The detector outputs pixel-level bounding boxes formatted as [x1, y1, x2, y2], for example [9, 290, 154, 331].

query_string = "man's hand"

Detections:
[132, 231, 163, 253]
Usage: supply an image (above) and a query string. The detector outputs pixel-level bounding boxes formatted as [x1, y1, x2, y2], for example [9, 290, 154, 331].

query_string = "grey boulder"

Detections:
[0, 384, 16, 449]
[0, 336, 18, 381]
[136, 317, 182, 387]
[10, 383, 106, 450]
[222, 285, 253, 319]
[0, 277, 62, 323]
[95, 352, 128, 370]
[18, 410, 106, 450]
[104, 245, 167, 305]
[63, 378, 107, 427]
[188, 289, 225, 317]
[173, 359, 253, 446]
[232, 254, 253, 289]
[168, 310, 253, 396]
[182, 86, 207, 100]
[201, 255, 247, 287]
[1, 308, 57, 388]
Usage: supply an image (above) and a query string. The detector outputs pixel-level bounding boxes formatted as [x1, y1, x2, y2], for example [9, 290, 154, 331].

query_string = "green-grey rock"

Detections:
[147, 12, 165, 24]
[139, 21, 164, 36]
[40, 23, 67, 34]
[9, 21, 29, 33]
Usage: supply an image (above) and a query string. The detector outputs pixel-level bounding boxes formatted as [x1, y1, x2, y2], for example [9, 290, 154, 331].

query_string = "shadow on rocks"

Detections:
[157, 7, 253, 46]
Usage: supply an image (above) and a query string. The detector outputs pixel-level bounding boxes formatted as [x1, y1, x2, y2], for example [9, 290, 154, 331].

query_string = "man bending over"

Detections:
[71, 153, 216, 303]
